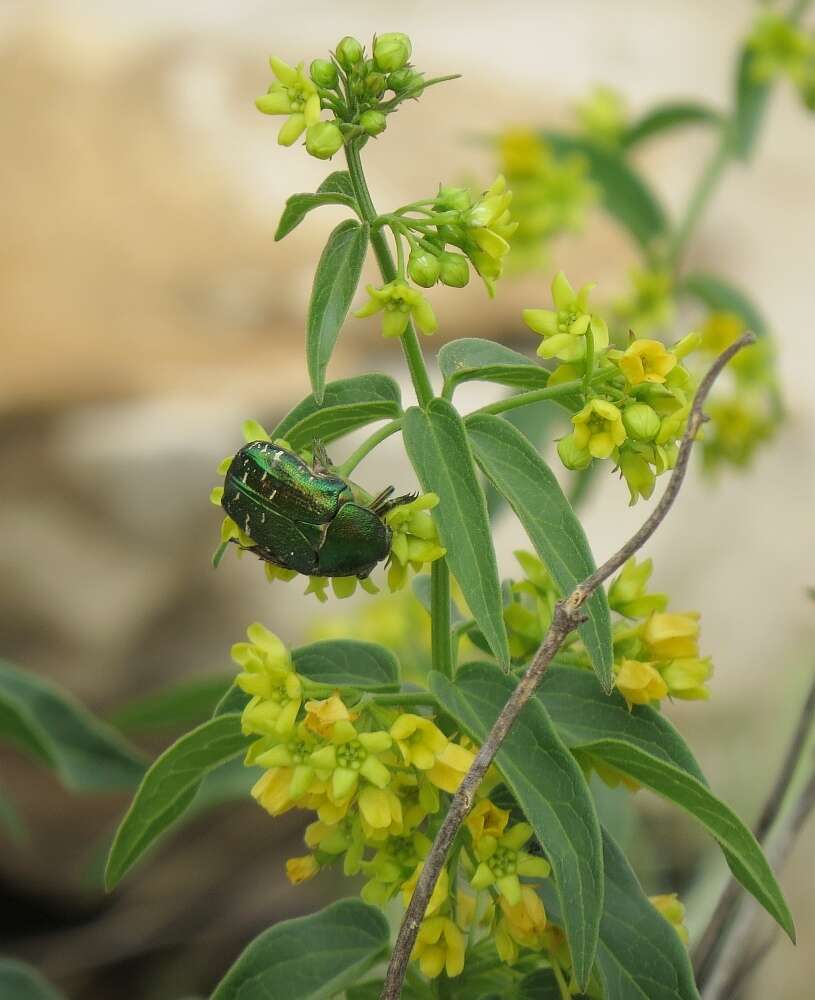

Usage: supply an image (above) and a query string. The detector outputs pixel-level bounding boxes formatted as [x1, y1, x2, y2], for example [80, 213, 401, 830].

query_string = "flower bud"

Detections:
[672, 329, 702, 359]
[387, 67, 418, 92]
[622, 403, 660, 441]
[373, 32, 412, 73]
[310, 59, 338, 89]
[408, 250, 441, 288]
[364, 72, 387, 98]
[557, 433, 592, 471]
[359, 109, 387, 136]
[305, 122, 344, 160]
[436, 186, 472, 213]
[438, 252, 470, 288]
[336, 36, 363, 70]
[619, 451, 655, 505]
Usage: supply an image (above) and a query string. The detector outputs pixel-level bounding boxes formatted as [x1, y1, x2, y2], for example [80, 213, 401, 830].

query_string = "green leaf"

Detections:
[438, 339, 550, 393]
[516, 970, 563, 1000]
[0, 786, 26, 846]
[622, 102, 723, 149]
[318, 170, 357, 200]
[0, 660, 145, 793]
[275, 191, 358, 242]
[732, 48, 770, 160]
[466, 415, 613, 690]
[212, 682, 250, 718]
[292, 639, 399, 691]
[542, 131, 668, 248]
[105, 713, 247, 889]
[681, 272, 769, 337]
[0, 960, 65, 1000]
[403, 400, 509, 667]
[211, 898, 389, 1000]
[430, 663, 603, 989]
[307, 219, 369, 403]
[110, 675, 233, 733]
[272, 373, 401, 451]
[579, 738, 794, 940]
[538, 666, 705, 780]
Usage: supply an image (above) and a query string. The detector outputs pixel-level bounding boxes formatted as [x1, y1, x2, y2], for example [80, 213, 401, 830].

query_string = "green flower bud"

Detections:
[622, 403, 661, 441]
[387, 67, 418, 92]
[437, 186, 472, 213]
[408, 250, 440, 288]
[360, 109, 387, 136]
[373, 32, 412, 73]
[310, 59, 338, 89]
[336, 36, 364, 70]
[305, 122, 344, 160]
[557, 433, 592, 471]
[438, 252, 470, 288]
[364, 72, 387, 98]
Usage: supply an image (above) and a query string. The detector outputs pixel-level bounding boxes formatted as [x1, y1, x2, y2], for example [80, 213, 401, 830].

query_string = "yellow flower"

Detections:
[641, 612, 700, 660]
[390, 714, 448, 770]
[354, 280, 438, 339]
[572, 399, 627, 460]
[464, 799, 511, 849]
[232, 624, 303, 737]
[498, 885, 548, 951]
[427, 741, 475, 793]
[308, 719, 393, 806]
[699, 311, 744, 356]
[411, 916, 466, 979]
[358, 786, 404, 837]
[650, 893, 689, 945]
[609, 558, 668, 619]
[660, 657, 713, 701]
[401, 863, 450, 917]
[619, 339, 677, 386]
[619, 451, 656, 506]
[256, 57, 322, 146]
[385, 493, 446, 591]
[285, 854, 319, 885]
[303, 693, 354, 737]
[615, 658, 668, 707]
[470, 822, 551, 905]
[523, 270, 609, 362]
[462, 175, 517, 261]
[251, 766, 302, 817]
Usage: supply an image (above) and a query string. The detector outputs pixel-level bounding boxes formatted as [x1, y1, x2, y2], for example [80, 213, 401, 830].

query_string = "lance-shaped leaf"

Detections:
[0, 660, 145, 792]
[275, 190, 359, 241]
[105, 713, 247, 888]
[732, 48, 770, 160]
[307, 220, 369, 402]
[622, 102, 723, 149]
[211, 899, 389, 1000]
[271, 373, 401, 451]
[292, 639, 399, 691]
[542, 131, 668, 249]
[430, 663, 603, 989]
[578, 738, 794, 940]
[438, 339, 551, 393]
[403, 400, 509, 667]
[466, 415, 613, 690]
[317, 170, 357, 199]
[681, 272, 769, 337]
[110, 675, 233, 733]
[538, 666, 705, 779]
[543, 829, 700, 1000]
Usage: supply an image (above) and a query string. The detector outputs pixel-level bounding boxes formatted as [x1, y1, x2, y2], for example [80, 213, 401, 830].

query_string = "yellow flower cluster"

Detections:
[523, 270, 704, 504]
[232, 624, 568, 981]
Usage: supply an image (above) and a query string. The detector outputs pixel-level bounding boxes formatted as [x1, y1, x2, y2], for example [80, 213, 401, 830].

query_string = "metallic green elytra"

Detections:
[221, 441, 415, 579]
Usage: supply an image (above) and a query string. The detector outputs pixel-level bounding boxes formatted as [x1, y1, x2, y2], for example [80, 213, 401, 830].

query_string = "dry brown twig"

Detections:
[379, 331, 756, 1000]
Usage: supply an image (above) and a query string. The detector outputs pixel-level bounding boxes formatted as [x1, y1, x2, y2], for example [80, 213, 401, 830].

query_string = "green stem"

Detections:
[344, 141, 435, 408]
[365, 691, 439, 707]
[583, 327, 596, 398]
[471, 369, 618, 417]
[666, 129, 731, 270]
[431, 560, 454, 679]
[552, 961, 571, 1000]
[337, 419, 403, 477]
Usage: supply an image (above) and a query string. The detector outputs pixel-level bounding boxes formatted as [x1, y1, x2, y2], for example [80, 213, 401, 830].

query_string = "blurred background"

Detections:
[1, 1, 813, 997]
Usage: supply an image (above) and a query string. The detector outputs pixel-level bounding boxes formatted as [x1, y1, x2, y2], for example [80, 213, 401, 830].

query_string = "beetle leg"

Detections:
[376, 492, 419, 516]
[368, 485, 395, 513]
[311, 439, 333, 472]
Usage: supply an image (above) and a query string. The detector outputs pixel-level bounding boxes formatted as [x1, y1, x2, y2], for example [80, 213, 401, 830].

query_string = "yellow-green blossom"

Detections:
[385, 493, 446, 590]
[618, 339, 677, 386]
[308, 718, 393, 810]
[523, 270, 609, 361]
[355, 280, 438, 338]
[641, 611, 700, 660]
[285, 854, 319, 884]
[494, 886, 549, 964]
[470, 822, 551, 904]
[256, 57, 322, 146]
[615, 658, 668, 707]
[233, 624, 302, 737]
[660, 657, 713, 701]
[609, 558, 668, 619]
[650, 893, 689, 945]
[571, 399, 626, 459]
[576, 86, 628, 147]
[411, 915, 466, 978]
[748, 12, 815, 86]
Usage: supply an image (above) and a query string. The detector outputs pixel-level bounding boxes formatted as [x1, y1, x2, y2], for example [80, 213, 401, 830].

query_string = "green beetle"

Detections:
[221, 440, 415, 579]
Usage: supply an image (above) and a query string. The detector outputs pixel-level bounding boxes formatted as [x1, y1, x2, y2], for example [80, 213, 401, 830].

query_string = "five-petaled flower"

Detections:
[523, 270, 609, 361]
[256, 57, 322, 146]
[354, 280, 438, 338]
